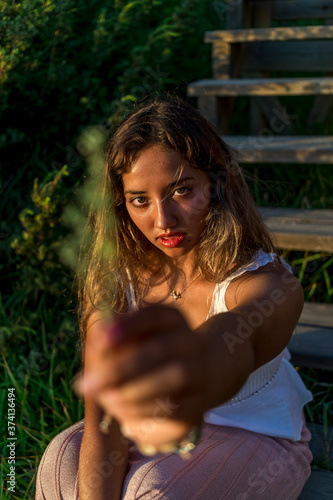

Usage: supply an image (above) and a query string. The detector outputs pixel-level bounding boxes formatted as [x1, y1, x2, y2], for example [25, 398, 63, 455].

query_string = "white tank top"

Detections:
[125, 251, 313, 441]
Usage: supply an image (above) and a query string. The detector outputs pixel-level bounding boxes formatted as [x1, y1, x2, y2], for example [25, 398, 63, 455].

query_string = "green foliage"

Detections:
[11, 166, 73, 296]
[0, 0, 215, 153]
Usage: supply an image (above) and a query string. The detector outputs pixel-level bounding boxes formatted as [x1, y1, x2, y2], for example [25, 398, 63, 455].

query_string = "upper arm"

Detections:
[225, 262, 304, 369]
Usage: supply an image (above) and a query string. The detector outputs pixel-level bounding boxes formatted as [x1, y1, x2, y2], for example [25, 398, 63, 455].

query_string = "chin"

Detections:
[161, 247, 192, 258]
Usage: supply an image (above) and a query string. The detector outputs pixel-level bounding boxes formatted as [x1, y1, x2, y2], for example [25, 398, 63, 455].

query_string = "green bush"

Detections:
[11, 165, 73, 296]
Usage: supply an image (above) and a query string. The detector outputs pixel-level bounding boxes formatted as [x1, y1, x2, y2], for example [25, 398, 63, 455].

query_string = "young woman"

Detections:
[36, 95, 313, 500]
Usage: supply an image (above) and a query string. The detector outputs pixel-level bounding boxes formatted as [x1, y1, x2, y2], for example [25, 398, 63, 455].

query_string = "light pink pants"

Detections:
[36, 419, 312, 499]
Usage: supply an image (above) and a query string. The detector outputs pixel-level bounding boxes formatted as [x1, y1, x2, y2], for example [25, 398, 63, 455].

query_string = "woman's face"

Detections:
[122, 145, 211, 259]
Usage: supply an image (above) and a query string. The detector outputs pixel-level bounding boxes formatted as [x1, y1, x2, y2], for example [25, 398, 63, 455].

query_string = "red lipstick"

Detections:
[157, 232, 185, 248]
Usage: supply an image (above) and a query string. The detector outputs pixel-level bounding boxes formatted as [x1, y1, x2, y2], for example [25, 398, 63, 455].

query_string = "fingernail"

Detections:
[107, 322, 124, 346]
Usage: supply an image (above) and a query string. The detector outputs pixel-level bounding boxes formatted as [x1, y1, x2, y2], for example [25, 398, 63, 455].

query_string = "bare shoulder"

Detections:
[225, 260, 303, 367]
[226, 260, 303, 311]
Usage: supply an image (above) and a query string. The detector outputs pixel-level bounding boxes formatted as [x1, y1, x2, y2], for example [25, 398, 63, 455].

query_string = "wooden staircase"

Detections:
[188, 1, 333, 498]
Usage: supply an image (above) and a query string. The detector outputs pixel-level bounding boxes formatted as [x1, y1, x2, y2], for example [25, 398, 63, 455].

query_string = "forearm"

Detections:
[196, 310, 256, 411]
[79, 398, 129, 500]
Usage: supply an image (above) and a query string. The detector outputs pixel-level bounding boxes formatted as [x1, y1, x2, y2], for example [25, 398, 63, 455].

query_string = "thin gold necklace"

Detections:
[160, 264, 202, 300]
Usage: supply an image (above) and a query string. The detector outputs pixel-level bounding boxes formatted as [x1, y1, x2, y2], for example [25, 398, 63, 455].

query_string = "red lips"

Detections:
[157, 232, 185, 248]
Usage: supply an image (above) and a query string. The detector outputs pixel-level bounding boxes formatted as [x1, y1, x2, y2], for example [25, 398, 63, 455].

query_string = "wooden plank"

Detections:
[269, 231, 333, 253]
[223, 136, 333, 164]
[212, 42, 231, 79]
[289, 324, 333, 371]
[259, 207, 333, 222]
[205, 26, 333, 43]
[298, 470, 333, 499]
[188, 78, 333, 97]
[300, 303, 333, 328]
[258, 207, 333, 253]
[272, 0, 333, 21]
[241, 41, 333, 73]
[307, 423, 333, 465]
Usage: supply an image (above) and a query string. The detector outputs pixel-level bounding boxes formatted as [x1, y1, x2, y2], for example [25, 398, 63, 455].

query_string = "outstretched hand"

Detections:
[75, 305, 211, 451]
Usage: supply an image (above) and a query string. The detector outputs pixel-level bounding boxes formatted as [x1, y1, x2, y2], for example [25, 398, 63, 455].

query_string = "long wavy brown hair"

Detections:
[78, 95, 277, 341]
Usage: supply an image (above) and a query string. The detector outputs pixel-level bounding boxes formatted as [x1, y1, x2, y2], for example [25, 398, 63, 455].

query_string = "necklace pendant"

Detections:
[170, 290, 181, 300]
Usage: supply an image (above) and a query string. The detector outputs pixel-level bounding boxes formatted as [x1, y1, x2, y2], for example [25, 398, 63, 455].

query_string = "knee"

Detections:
[35, 420, 84, 500]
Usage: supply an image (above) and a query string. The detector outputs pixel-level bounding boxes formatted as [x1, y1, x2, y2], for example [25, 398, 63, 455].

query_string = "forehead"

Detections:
[122, 146, 207, 188]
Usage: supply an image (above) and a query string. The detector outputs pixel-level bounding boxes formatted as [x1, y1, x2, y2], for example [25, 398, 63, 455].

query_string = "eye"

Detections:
[130, 196, 148, 207]
[173, 186, 191, 196]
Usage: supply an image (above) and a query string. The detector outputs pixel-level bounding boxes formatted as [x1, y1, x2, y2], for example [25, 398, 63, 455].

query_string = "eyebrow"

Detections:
[123, 176, 195, 195]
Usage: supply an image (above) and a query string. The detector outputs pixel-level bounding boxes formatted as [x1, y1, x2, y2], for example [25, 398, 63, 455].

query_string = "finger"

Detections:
[120, 418, 194, 450]
[79, 327, 189, 395]
[105, 362, 189, 411]
[112, 357, 206, 407]
[96, 360, 205, 420]
[114, 305, 190, 345]
[104, 394, 204, 449]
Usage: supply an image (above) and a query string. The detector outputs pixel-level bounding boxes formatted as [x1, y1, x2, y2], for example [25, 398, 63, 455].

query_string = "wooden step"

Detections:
[188, 78, 333, 97]
[205, 25, 333, 44]
[289, 302, 333, 371]
[301, 423, 333, 499]
[223, 136, 333, 164]
[301, 303, 333, 328]
[307, 423, 333, 466]
[288, 302, 333, 370]
[299, 470, 333, 500]
[289, 302, 333, 370]
[259, 207, 333, 252]
[289, 323, 333, 371]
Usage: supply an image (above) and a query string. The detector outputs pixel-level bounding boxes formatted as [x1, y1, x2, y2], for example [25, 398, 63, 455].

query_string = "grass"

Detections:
[0, 293, 83, 500]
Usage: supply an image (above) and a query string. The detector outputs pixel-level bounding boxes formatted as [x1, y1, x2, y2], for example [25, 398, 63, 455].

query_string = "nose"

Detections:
[154, 199, 177, 230]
